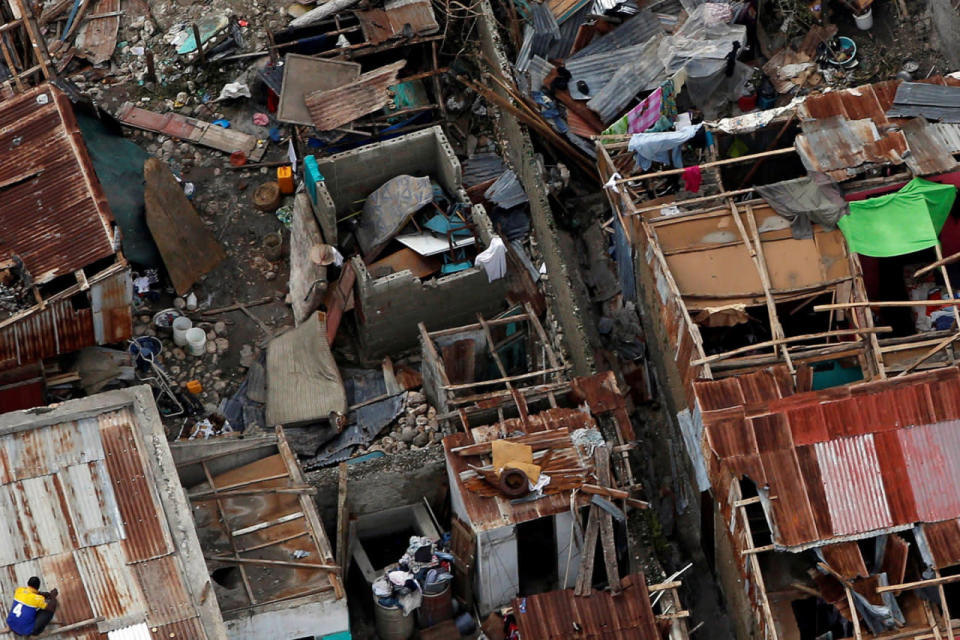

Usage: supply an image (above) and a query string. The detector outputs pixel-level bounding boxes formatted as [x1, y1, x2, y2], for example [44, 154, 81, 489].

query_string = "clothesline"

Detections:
[609, 147, 797, 187]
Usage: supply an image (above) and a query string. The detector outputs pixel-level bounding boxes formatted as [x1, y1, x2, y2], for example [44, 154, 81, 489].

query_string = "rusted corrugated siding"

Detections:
[702, 367, 960, 547]
[921, 519, 960, 569]
[0, 299, 93, 370]
[513, 573, 659, 639]
[815, 435, 892, 536]
[91, 268, 133, 344]
[305, 60, 406, 131]
[134, 555, 195, 626]
[98, 408, 172, 562]
[74, 543, 146, 621]
[356, 0, 439, 43]
[0, 85, 115, 283]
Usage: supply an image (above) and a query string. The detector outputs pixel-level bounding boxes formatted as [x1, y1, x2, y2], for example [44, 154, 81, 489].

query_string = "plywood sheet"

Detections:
[144, 158, 226, 295]
[278, 55, 361, 126]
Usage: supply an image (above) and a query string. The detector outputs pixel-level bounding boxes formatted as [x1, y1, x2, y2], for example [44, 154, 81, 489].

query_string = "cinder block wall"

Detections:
[313, 127, 508, 360]
[352, 255, 508, 360]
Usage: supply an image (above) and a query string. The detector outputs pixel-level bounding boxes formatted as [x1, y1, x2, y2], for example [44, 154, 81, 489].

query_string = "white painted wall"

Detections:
[476, 525, 519, 615]
[555, 510, 582, 589]
[223, 598, 349, 640]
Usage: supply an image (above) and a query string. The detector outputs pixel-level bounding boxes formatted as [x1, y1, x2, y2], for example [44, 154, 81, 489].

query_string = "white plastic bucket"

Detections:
[185, 327, 207, 356]
[854, 7, 872, 30]
[172, 316, 193, 346]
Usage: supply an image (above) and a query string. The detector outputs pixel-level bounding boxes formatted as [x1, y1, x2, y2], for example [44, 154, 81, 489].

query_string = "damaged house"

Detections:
[597, 73, 960, 639]
[0, 83, 132, 412]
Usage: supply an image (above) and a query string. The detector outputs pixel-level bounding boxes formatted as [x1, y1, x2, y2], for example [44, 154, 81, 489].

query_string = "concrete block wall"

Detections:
[476, 2, 597, 377]
[312, 126, 462, 217]
[353, 255, 509, 360]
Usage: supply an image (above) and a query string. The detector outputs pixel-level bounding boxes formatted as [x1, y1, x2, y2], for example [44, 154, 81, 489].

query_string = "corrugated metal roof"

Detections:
[0, 391, 220, 638]
[820, 542, 868, 579]
[566, 40, 659, 103]
[355, 0, 439, 44]
[921, 519, 960, 569]
[305, 60, 406, 131]
[930, 122, 960, 152]
[900, 117, 959, 175]
[700, 367, 960, 548]
[462, 153, 506, 187]
[586, 34, 665, 123]
[0, 85, 116, 284]
[887, 82, 960, 122]
[568, 9, 663, 60]
[530, 2, 561, 57]
[513, 573, 660, 639]
[444, 409, 598, 531]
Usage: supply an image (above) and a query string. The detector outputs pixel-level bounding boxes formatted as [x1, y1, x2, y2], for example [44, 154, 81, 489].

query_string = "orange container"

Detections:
[277, 165, 294, 194]
[185, 380, 203, 394]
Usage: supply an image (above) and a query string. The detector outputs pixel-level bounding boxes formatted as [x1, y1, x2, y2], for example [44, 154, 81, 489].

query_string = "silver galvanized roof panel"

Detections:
[587, 34, 665, 122]
[530, 2, 561, 57]
[462, 153, 507, 186]
[568, 9, 663, 60]
[14, 476, 74, 558]
[548, 2, 594, 59]
[566, 40, 659, 101]
[887, 83, 960, 122]
[62, 460, 125, 548]
[484, 170, 529, 209]
[931, 122, 960, 153]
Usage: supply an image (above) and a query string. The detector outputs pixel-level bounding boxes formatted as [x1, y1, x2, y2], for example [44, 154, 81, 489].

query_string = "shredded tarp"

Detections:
[757, 174, 848, 239]
[356, 175, 434, 260]
[838, 178, 957, 257]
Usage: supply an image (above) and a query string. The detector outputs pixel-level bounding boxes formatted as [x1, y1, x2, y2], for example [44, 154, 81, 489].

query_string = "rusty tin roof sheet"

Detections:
[0, 84, 116, 284]
[512, 573, 660, 639]
[444, 408, 598, 532]
[305, 60, 406, 131]
[0, 388, 225, 638]
[699, 366, 960, 549]
[355, 0, 439, 44]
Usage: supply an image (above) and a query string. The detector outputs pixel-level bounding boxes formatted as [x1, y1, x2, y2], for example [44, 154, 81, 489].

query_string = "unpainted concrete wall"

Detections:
[476, 1, 597, 377]
[307, 445, 448, 534]
[929, 0, 960, 70]
[313, 126, 510, 360]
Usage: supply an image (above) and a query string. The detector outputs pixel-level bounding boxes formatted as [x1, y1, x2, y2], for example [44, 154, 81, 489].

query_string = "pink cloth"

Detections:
[682, 166, 702, 193]
[626, 87, 663, 134]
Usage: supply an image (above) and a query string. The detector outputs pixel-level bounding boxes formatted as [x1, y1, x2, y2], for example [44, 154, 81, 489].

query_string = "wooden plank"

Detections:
[595, 446, 621, 593]
[690, 327, 892, 365]
[74, 0, 118, 63]
[367, 247, 442, 279]
[289, 193, 327, 325]
[574, 504, 600, 596]
[876, 573, 960, 593]
[336, 462, 349, 574]
[144, 158, 226, 295]
[205, 555, 340, 573]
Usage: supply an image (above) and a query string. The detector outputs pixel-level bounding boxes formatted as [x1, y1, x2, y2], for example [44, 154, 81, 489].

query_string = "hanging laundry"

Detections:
[474, 236, 508, 282]
[627, 123, 703, 171]
[603, 88, 663, 136]
[682, 166, 702, 193]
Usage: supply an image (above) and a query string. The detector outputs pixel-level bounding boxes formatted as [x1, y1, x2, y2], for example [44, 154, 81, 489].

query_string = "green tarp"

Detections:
[838, 178, 957, 257]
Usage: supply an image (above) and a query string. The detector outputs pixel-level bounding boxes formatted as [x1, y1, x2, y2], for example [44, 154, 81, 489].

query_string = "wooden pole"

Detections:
[895, 332, 960, 377]
[336, 462, 349, 574]
[934, 244, 960, 330]
[204, 555, 341, 572]
[914, 249, 960, 278]
[192, 22, 206, 65]
[690, 328, 892, 366]
[877, 572, 960, 593]
[608, 147, 796, 185]
[815, 300, 960, 310]
[847, 250, 886, 378]
[41, 616, 104, 636]
[846, 585, 864, 640]
[935, 569, 952, 640]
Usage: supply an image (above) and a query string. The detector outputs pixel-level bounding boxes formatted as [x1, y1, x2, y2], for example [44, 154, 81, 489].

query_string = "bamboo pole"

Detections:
[934, 244, 960, 331]
[846, 585, 864, 640]
[690, 327, 892, 366]
[895, 332, 960, 377]
[607, 147, 796, 185]
[915, 249, 960, 278]
[815, 300, 960, 311]
[876, 573, 960, 593]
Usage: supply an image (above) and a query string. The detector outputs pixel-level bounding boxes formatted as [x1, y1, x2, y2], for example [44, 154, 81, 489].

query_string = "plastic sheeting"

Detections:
[757, 174, 849, 239]
[839, 178, 957, 257]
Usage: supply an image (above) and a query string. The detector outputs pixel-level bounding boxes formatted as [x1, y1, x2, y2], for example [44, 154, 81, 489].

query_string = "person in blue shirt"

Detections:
[6, 576, 58, 636]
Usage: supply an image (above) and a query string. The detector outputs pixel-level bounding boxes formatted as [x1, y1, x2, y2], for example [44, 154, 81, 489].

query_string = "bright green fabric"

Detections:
[838, 178, 957, 257]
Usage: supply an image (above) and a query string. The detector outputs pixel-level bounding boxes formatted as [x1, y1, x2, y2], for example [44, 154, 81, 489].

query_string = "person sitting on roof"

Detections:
[6, 576, 58, 636]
